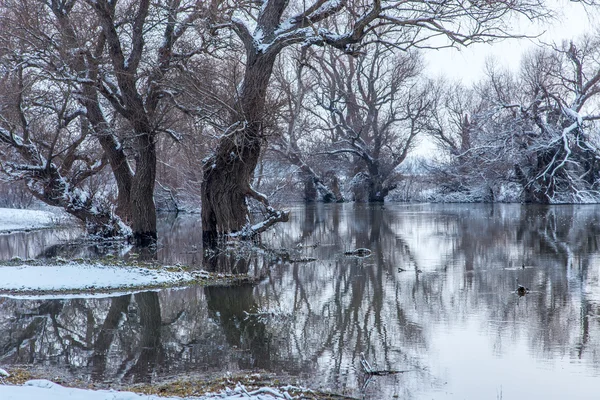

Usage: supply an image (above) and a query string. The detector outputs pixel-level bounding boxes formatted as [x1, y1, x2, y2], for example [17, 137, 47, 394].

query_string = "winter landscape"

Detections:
[2, 0, 600, 399]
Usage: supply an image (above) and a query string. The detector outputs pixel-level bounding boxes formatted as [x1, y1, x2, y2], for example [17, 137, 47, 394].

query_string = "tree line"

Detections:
[0, 0, 584, 245]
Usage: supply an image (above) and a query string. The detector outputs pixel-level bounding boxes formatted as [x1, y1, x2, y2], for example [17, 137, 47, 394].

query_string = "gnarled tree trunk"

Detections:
[202, 53, 277, 241]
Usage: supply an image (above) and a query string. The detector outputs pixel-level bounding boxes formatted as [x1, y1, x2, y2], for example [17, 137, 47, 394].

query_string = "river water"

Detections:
[1, 203, 600, 399]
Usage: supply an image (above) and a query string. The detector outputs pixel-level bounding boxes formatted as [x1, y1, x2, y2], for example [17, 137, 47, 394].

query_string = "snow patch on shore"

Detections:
[0, 379, 295, 399]
[0, 263, 208, 298]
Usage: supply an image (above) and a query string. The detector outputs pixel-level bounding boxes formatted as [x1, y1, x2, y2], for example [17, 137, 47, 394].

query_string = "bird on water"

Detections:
[516, 278, 529, 296]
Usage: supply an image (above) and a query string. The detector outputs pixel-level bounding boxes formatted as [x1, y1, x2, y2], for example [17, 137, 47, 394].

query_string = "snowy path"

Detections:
[0, 379, 295, 400]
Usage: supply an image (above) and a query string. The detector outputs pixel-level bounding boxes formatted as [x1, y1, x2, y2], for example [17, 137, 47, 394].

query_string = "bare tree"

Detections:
[269, 49, 344, 203]
[427, 36, 600, 203]
[311, 43, 430, 202]
[424, 80, 515, 201]
[514, 41, 600, 202]
[0, 0, 129, 237]
[201, 0, 548, 241]
[84, 0, 207, 244]
[0, 0, 208, 243]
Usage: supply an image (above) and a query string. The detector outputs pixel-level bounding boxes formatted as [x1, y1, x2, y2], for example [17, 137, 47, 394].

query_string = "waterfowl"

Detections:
[516, 278, 529, 296]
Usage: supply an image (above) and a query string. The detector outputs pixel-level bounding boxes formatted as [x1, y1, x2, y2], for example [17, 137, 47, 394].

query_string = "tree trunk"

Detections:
[202, 53, 277, 241]
[99, 133, 133, 222]
[366, 164, 394, 202]
[131, 133, 157, 245]
[368, 178, 389, 202]
[202, 128, 263, 242]
[85, 103, 133, 222]
[324, 171, 344, 203]
[304, 175, 317, 203]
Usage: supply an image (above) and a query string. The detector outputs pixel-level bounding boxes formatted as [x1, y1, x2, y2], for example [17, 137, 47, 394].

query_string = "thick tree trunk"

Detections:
[99, 134, 133, 221]
[304, 175, 317, 202]
[202, 128, 263, 241]
[366, 164, 394, 202]
[131, 133, 157, 245]
[368, 179, 390, 202]
[324, 171, 344, 203]
[85, 103, 133, 222]
[202, 53, 277, 241]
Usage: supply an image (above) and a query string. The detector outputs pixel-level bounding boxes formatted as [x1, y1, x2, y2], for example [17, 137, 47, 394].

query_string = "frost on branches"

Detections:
[427, 39, 600, 204]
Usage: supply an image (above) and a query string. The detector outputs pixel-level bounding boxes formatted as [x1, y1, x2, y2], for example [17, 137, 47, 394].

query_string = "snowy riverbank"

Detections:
[0, 263, 210, 298]
[0, 379, 297, 400]
[0, 208, 299, 398]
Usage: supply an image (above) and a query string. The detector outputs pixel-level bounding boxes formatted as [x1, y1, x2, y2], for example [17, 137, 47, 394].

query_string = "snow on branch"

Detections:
[227, 184, 290, 239]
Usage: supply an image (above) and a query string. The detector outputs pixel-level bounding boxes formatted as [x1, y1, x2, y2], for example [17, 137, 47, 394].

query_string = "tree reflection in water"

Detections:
[1, 204, 600, 398]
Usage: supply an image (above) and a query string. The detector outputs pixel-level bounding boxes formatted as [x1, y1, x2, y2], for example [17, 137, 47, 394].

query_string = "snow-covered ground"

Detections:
[0, 207, 73, 232]
[0, 379, 296, 400]
[0, 263, 208, 298]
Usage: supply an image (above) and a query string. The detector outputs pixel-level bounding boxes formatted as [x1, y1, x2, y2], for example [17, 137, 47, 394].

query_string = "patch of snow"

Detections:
[0, 380, 296, 399]
[0, 208, 73, 233]
[0, 380, 181, 400]
[0, 263, 207, 297]
[563, 106, 583, 125]
[274, 18, 295, 35]
[3, 289, 152, 301]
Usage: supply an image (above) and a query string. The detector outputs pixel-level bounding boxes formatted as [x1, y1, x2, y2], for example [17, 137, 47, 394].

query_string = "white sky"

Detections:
[425, 0, 597, 83]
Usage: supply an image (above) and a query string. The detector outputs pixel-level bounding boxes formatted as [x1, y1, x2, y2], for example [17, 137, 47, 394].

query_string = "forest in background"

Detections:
[0, 0, 598, 243]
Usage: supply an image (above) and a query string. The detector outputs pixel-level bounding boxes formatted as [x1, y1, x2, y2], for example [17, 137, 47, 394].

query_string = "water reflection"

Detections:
[0, 228, 83, 260]
[0, 213, 206, 265]
[1, 204, 600, 398]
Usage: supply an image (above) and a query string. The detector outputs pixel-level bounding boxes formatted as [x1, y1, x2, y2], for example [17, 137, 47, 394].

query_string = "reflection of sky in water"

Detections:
[1, 203, 600, 399]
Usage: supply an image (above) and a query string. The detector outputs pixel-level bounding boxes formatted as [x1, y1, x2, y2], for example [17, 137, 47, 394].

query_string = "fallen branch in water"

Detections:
[360, 352, 414, 376]
[229, 208, 290, 240]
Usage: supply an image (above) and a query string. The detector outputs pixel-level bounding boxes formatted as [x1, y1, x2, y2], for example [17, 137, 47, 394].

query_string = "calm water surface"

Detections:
[1, 203, 600, 399]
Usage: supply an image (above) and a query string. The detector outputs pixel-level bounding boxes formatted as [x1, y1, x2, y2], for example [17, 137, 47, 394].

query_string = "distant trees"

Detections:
[428, 37, 600, 203]
[268, 49, 345, 203]
[311, 44, 430, 202]
[269, 44, 430, 203]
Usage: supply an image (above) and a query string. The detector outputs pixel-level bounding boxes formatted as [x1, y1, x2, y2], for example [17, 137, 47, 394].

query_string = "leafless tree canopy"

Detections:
[427, 37, 600, 203]
[4, 0, 592, 242]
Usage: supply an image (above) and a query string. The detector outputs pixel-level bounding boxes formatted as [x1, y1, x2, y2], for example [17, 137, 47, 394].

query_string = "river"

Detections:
[1, 203, 600, 399]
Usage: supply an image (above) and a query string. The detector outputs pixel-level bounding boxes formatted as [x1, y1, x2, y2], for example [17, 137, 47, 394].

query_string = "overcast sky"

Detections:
[425, 0, 598, 83]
